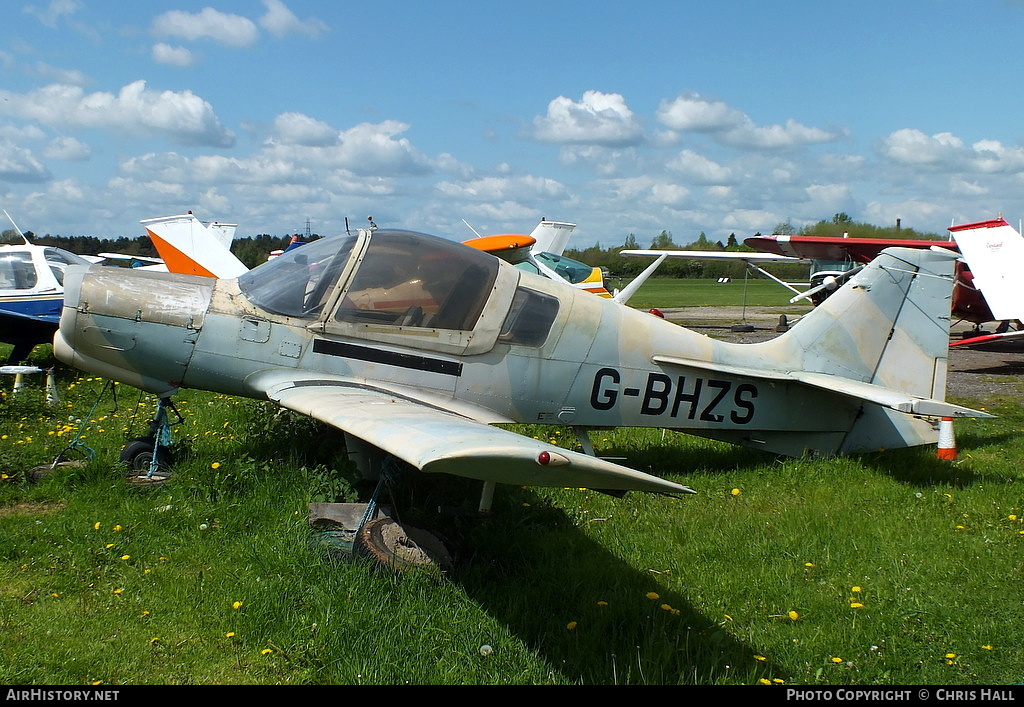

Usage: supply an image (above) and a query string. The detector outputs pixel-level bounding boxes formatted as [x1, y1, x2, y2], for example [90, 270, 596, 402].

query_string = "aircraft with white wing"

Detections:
[54, 224, 987, 512]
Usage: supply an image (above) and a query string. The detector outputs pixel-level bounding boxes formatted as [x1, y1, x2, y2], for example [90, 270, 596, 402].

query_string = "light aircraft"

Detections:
[55, 225, 987, 508]
[743, 231, 1013, 337]
[945, 218, 1024, 348]
[464, 219, 614, 298]
[0, 210, 97, 364]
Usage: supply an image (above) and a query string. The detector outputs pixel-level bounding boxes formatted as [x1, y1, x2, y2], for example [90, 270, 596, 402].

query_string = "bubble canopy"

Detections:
[237, 229, 500, 331]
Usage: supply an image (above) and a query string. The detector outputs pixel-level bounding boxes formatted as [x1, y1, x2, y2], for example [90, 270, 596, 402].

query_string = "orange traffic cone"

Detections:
[936, 417, 957, 460]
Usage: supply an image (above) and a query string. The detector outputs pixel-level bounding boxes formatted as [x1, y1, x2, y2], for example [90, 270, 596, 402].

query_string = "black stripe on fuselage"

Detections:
[312, 339, 463, 376]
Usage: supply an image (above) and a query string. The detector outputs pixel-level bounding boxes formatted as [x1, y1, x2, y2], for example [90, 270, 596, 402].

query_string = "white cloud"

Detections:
[152, 43, 197, 68]
[0, 139, 50, 182]
[656, 94, 747, 133]
[271, 112, 338, 147]
[435, 174, 568, 202]
[666, 149, 733, 184]
[23, 0, 81, 28]
[259, 0, 329, 38]
[533, 91, 643, 146]
[151, 8, 260, 48]
[657, 93, 840, 150]
[879, 129, 1024, 175]
[44, 135, 90, 161]
[0, 80, 235, 147]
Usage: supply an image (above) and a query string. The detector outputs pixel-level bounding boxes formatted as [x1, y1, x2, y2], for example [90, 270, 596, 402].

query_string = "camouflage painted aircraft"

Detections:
[54, 226, 987, 503]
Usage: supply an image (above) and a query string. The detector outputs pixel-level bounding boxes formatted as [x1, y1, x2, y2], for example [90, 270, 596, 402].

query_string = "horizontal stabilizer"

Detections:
[652, 355, 992, 419]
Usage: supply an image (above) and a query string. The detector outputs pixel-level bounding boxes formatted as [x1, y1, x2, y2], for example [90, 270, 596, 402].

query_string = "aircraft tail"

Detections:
[948, 218, 1024, 322]
[711, 246, 986, 453]
[528, 219, 575, 255]
[141, 213, 247, 279]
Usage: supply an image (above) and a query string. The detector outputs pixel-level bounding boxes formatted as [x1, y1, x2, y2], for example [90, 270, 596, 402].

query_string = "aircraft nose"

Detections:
[55, 266, 215, 396]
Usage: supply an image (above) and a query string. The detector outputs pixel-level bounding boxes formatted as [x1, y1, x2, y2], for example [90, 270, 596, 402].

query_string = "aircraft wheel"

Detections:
[119, 438, 174, 475]
[354, 517, 454, 572]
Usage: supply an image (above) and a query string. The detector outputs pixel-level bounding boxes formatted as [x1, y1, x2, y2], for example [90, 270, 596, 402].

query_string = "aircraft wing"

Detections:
[621, 249, 804, 264]
[259, 374, 694, 495]
[950, 329, 1024, 349]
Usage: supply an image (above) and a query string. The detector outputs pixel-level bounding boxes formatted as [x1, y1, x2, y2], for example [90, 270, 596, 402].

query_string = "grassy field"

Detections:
[613, 276, 809, 309]
[1, 287, 1022, 686]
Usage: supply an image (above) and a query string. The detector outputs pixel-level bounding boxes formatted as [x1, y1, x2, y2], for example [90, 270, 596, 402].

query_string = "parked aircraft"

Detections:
[0, 211, 98, 363]
[55, 226, 986, 508]
[946, 218, 1024, 348]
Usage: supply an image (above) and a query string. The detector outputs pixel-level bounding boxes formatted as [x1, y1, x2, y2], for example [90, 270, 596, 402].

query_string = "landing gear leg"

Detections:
[120, 396, 181, 480]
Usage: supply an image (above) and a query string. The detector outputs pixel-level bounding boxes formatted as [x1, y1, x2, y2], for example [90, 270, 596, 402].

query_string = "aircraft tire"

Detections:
[354, 517, 453, 572]
[119, 438, 174, 475]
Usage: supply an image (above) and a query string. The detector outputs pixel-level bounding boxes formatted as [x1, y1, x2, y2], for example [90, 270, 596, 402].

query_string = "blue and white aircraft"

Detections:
[0, 211, 95, 364]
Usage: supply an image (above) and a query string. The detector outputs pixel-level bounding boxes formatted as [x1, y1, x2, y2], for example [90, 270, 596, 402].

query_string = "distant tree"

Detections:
[649, 230, 676, 249]
[623, 233, 639, 249]
[773, 219, 797, 235]
[726, 233, 738, 249]
[832, 212, 854, 224]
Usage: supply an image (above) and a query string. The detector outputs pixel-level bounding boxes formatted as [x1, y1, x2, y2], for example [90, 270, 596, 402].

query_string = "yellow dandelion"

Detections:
[660, 603, 673, 612]
[759, 679, 771, 685]
[850, 602, 864, 609]
[121, 555, 130, 561]
[945, 653, 957, 659]
[731, 488, 740, 495]
[226, 632, 235, 638]
[754, 655, 767, 662]
[261, 648, 273, 655]
[232, 601, 243, 610]
[646, 592, 660, 600]
[804, 562, 815, 567]
[566, 621, 577, 630]
[211, 462, 221, 469]
[113, 525, 122, 532]
[93, 522, 101, 530]
[788, 610, 799, 621]
[113, 588, 123, 595]
[982, 645, 993, 650]
[150, 637, 159, 644]
[105, 543, 114, 549]
[1009, 515, 1018, 521]
[597, 601, 608, 606]
[831, 657, 843, 663]
[851, 586, 861, 592]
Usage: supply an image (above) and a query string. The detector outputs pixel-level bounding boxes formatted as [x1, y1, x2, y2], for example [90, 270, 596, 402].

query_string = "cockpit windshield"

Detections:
[238, 235, 357, 318]
[237, 229, 501, 331]
[334, 230, 499, 331]
[534, 251, 595, 284]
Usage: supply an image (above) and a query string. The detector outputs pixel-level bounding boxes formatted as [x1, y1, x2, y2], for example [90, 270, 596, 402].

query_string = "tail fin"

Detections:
[528, 219, 575, 255]
[141, 213, 247, 279]
[949, 218, 1024, 322]
[756, 246, 982, 452]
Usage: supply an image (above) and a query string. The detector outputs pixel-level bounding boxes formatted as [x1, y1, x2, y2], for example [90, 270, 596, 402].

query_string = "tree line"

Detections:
[4, 213, 944, 278]
[564, 213, 944, 281]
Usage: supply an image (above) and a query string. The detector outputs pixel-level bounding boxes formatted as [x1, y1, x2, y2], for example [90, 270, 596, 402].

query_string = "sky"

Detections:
[4, 0, 1024, 250]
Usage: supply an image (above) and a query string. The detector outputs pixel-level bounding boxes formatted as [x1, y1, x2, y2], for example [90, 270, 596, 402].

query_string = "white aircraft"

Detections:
[0, 210, 100, 363]
[947, 218, 1024, 348]
[55, 226, 987, 513]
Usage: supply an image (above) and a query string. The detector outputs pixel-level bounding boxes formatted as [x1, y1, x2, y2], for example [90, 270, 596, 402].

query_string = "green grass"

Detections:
[618, 277, 811, 310]
[1, 346, 1022, 685]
